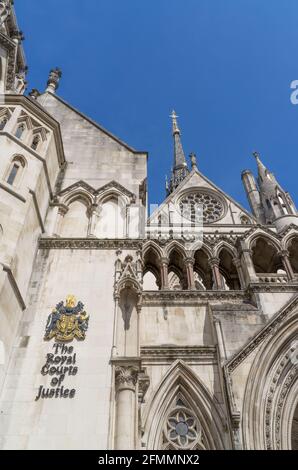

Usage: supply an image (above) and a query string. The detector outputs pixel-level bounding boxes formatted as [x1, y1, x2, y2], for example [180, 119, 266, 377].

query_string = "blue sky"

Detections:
[16, 0, 298, 209]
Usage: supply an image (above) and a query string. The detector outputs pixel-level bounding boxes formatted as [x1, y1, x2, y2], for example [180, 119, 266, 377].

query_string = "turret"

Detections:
[241, 169, 265, 223]
[242, 152, 298, 232]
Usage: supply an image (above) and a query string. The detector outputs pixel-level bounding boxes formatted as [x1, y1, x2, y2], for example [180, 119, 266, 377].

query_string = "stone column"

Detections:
[232, 257, 245, 289]
[185, 257, 196, 290]
[239, 248, 258, 285]
[209, 257, 222, 290]
[160, 257, 169, 290]
[278, 250, 295, 281]
[114, 365, 138, 450]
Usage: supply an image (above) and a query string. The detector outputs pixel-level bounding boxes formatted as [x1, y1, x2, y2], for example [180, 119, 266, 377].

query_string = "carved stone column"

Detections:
[114, 365, 138, 450]
[209, 257, 222, 290]
[239, 248, 258, 285]
[185, 257, 196, 290]
[160, 257, 169, 290]
[278, 250, 295, 281]
[232, 257, 245, 289]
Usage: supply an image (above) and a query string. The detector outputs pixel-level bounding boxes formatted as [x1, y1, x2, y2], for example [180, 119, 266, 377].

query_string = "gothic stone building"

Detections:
[0, 2, 297, 450]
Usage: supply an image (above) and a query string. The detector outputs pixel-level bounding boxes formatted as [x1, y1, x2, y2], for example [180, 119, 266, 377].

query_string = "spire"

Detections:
[171, 110, 187, 170]
[250, 151, 298, 231]
[46, 67, 62, 94]
[167, 111, 189, 194]
[253, 151, 279, 190]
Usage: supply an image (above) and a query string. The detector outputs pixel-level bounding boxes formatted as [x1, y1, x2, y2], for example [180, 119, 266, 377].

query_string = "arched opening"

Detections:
[292, 402, 298, 450]
[143, 246, 161, 291]
[143, 361, 227, 450]
[96, 196, 126, 238]
[251, 237, 283, 275]
[15, 123, 25, 140]
[193, 249, 213, 290]
[6, 155, 26, 187]
[168, 248, 186, 290]
[31, 134, 40, 151]
[218, 248, 241, 290]
[0, 116, 7, 130]
[60, 200, 89, 237]
[288, 237, 298, 274]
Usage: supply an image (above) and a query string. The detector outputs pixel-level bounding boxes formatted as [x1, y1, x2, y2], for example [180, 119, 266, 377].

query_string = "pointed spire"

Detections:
[253, 151, 278, 189]
[253, 151, 267, 179]
[170, 110, 187, 169]
[167, 110, 189, 195]
[190, 152, 198, 170]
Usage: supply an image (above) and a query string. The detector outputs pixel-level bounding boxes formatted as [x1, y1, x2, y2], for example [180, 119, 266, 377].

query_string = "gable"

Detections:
[37, 92, 147, 197]
[149, 169, 256, 227]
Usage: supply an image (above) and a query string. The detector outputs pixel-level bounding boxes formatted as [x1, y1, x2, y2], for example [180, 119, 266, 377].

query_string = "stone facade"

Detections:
[0, 2, 297, 450]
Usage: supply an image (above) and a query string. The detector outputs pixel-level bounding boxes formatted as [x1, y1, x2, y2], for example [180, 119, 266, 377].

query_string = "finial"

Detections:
[190, 152, 198, 170]
[253, 151, 261, 161]
[46, 67, 62, 94]
[170, 110, 180, 135]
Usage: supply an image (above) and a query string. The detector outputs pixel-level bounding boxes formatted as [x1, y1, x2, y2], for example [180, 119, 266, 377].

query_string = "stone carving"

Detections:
[0, 0, 11, 27]
[179, 191, 225, 224]
[44, 295, 89, 342]
[115, 366, 138, 390]
[47, 67, 62, 93]
[114, 252, 143, 299]
[162, 398, 205, 450]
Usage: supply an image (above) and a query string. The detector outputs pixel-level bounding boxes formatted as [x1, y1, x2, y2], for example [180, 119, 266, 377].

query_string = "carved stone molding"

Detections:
[39, 237, 143, 250]
[141, 345, 217, 362]
[142, 289, 249, 306]
[226, 295, 298, 373]
[249, 283, 298, 293]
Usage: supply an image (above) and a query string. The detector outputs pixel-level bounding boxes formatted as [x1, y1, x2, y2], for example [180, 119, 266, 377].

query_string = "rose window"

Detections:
[164, 408, 201, 449]
[179, 192, 224, 224]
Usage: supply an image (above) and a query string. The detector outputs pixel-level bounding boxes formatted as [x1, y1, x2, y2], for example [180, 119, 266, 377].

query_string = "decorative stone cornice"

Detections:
[141, 345, 217, 362]
[226, 295, 298, 373]
[142, 290, 249, 306]
[39, 237, 143, 250]
[248, 283, 298, 293]
[115, 366, 139, 391]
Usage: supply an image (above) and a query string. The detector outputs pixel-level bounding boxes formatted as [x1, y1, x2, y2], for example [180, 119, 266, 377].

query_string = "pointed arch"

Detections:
[215, 241, 238, 259]
[142, 241, 162, 291]
[217, 246, 241, 290]
[248, 231, 281, 253]
[250, 235, 283, 274]
[165, 240, 187, 260]
[242, 303, 298, 449]
[143, 360, 228, 450]
[193, 246, 213, 290]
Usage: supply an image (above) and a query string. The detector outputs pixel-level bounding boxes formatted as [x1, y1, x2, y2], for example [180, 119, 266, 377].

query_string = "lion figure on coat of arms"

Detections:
[44, 295, 89, 342]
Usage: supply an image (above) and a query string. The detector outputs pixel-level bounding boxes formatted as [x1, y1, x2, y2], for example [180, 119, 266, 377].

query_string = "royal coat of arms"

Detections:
[44, 295, 89, 342]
